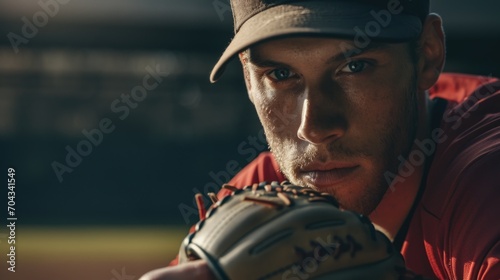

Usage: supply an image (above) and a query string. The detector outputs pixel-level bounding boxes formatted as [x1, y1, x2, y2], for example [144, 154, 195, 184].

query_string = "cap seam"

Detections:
[235, 0, 301, 33]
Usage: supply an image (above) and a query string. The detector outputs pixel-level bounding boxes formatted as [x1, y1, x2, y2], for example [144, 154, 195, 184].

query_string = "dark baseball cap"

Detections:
[210, 0, 429, 82]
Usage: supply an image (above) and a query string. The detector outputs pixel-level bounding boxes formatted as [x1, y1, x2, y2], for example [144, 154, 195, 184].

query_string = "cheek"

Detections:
[338, 72, 414, 169]
[250, 90, 301, 138]
[343, 64, 413, 130]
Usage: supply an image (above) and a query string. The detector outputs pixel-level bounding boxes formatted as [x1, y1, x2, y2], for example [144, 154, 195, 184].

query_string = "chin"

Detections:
[292, 169, 386, 215]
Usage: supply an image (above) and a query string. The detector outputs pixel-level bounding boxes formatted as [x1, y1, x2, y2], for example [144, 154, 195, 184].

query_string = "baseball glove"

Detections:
[178, 181, 414, 280]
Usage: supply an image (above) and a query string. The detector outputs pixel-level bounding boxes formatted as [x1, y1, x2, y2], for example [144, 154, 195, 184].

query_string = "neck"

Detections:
[369, 92, 433, 241]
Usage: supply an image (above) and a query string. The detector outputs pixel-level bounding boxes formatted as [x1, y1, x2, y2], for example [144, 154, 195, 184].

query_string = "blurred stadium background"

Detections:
[0, 0, 498, 279]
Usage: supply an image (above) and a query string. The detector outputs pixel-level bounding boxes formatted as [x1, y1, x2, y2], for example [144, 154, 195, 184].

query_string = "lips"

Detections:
[300, 162, 359, 189]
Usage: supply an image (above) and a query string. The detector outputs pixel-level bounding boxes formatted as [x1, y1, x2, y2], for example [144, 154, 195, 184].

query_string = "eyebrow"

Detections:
[248, 42, 391, 68]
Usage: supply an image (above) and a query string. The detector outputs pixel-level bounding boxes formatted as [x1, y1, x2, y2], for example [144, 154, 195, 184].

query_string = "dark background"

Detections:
[0, 0, 499, 227]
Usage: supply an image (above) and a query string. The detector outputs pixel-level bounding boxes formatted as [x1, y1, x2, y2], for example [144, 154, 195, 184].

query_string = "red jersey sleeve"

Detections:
[445, 151, 500, 280]
[403, 75, 500, 279]
[217, 151, 286, 199]
[428, 78, 500, 280]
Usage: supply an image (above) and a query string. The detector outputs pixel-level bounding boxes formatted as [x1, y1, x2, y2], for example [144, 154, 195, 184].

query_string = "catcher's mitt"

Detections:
[178, 181, 411, 280]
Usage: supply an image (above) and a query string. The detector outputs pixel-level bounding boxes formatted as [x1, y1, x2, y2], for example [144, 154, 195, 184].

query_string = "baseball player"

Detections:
[141, 0, 500, 279]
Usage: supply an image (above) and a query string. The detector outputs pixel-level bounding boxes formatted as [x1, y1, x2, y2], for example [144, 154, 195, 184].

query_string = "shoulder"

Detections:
[231, 152, 284, 184]
[429, 72, 498, 103]
[217, 152, 286, 198]
[419, 73, 500, 279]
[422, 148, 500, 279]
[424, 72, 500, 217]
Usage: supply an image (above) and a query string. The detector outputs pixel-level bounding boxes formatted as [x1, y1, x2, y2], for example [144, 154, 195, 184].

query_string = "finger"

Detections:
[139, 259, 216, 280]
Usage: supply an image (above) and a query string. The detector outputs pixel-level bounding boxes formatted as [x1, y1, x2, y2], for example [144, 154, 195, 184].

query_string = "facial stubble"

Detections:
[266, 75, 419, 215]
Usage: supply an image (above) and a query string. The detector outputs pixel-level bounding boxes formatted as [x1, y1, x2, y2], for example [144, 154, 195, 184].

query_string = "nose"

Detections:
[296, 89, 347, 145]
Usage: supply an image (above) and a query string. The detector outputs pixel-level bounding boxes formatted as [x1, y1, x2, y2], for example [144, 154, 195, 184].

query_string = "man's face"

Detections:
[242, 37, 419, 215]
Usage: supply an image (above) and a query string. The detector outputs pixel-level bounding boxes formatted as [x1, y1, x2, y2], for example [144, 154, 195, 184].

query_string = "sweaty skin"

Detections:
[139, 14, 445, 280]
[242, 38, 419, 217]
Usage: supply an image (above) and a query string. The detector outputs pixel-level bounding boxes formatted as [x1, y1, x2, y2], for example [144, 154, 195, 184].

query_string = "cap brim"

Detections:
[210, 0, 422, 83]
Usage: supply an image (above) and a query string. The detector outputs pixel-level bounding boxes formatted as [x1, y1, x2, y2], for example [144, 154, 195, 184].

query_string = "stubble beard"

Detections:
[266, 76, 419, 215]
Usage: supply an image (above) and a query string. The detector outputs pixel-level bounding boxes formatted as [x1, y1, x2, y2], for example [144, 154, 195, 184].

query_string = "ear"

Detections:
[416, 13, 446, 91]
[238, 51, 254, 103]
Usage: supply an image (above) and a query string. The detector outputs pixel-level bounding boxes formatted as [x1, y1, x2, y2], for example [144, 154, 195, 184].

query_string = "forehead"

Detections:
[246, 36, 404, 64]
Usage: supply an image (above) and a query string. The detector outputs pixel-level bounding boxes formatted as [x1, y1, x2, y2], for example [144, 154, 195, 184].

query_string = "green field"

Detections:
[0, 226, 189, 280]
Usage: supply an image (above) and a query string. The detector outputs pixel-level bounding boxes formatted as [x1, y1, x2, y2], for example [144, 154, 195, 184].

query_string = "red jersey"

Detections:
[217, 73, 500, 279]
[170, 73, 499, 279]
